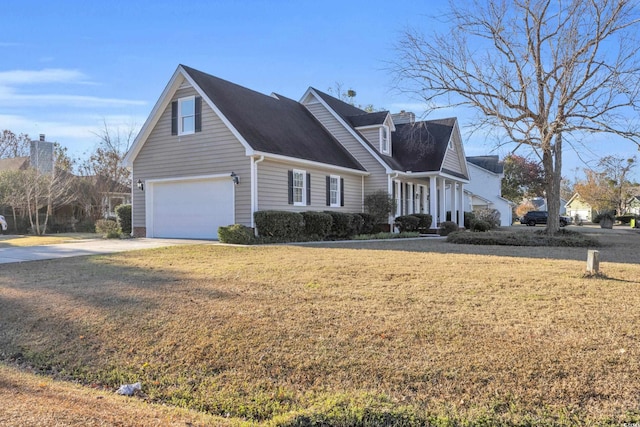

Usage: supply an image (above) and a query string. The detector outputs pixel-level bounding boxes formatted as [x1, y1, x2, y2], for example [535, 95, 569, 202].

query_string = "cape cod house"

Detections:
[124, 65, 470, 239]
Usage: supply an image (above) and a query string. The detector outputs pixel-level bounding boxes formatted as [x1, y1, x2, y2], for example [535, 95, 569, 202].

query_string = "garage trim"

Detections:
[145, 173, 235, 238]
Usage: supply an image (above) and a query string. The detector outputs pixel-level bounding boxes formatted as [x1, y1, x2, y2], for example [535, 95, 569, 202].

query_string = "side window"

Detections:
[288, 170, 310, 206]
[326, 175, 342, 207]
[171, 96, 202, 135]
[380, 126, 390, 154]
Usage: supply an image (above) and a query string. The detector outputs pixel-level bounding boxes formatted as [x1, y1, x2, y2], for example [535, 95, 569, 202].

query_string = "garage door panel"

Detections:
[149, 178, 234, 239]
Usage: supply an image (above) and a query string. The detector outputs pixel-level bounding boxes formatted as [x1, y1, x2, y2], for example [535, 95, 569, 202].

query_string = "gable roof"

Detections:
[310, 89, 467, 178]
[178, 66, 365, 171]
[0, 156, 29, 171]
[466, 155, 504, 174]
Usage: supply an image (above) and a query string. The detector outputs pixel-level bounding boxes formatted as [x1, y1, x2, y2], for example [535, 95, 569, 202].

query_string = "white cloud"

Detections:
[0, 68, 90, 85]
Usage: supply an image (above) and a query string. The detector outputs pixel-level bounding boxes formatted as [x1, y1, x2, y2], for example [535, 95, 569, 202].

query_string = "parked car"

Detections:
[520, 211, 572, 227]
[0, 215, 7, 234]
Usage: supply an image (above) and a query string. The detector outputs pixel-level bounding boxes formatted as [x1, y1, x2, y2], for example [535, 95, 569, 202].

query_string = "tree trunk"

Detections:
[543, 133, 563, 235]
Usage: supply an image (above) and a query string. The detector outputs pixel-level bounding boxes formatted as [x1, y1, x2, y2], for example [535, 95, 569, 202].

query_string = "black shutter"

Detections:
[306, 173, 311, 206]
[340, 178, 344, 207]
[171, 101, 178, 135]
[288, 170, 293, 205]
[326, 176, 331, 206]
[195, 97, 202, 132]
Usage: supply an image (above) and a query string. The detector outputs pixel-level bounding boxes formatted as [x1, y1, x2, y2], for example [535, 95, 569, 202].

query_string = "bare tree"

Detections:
[0, 130, 30, 159]
[393, 0, 640, 233]
[80, 120, 135, 219]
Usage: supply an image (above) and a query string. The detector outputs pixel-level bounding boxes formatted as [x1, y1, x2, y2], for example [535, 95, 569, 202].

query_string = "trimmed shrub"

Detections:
[470, 219, 491, 232]
[218, 224, 255, 244]
[411, 213, 433, 231]
[363, 190, 396, 224]
[356, 212, 376, 234]
[254, 210, 304, 240]
[324, 211, 356, 238]
[464, 211, 476, 229]
[592, 211, 615, 224]
[95, 219, 120, 238]
[349, 213, 365, 236]
[301, 211, 333, 240]
[473, 208, 501, 229]
[438, 221, 459, 236]
[394, 215, 420, 232]
[115, 204, 132, 236]
[447, 229, 600, 247]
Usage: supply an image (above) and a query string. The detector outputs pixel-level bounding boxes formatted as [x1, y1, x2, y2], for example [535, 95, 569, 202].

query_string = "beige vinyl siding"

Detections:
[359, 128, 380, 149]
[305, 103, 388, 194]
[442, 136, 464, 176]
[257, 159, 363, 212]
[132, 86, 251, 227]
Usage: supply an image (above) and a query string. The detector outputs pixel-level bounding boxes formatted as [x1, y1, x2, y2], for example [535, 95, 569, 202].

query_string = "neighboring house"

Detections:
[82, 175, 132, 219]
[464, 155, 514, 226]
[626, 196, 640, 215]
[530, 196, 568, 215]
[124, 65, 470, 239]
[565, 193, 593, 221]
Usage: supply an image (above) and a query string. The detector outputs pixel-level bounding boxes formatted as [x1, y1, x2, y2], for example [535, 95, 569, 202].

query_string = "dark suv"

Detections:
[520, 211, 572, 227]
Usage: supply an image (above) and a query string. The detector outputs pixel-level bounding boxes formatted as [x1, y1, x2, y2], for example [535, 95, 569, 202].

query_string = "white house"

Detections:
[464, 156, 514, 226]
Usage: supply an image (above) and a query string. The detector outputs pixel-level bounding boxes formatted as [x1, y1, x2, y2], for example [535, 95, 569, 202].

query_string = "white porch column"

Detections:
[450, 181, 457, 224]
[439, 178, 446, 225]
[408, 183, 414, 214]
[395, 180, 402, 217]
[458, 183, 465, 227]
[429, 178, 437, 228]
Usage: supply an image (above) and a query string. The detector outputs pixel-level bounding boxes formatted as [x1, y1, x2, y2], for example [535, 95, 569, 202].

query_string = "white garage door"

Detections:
[148, 177, 234, 239]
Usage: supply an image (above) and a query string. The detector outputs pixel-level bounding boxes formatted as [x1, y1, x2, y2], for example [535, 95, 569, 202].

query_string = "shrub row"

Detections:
[394, 213, 432, 233]
[446, 229, 600, 247]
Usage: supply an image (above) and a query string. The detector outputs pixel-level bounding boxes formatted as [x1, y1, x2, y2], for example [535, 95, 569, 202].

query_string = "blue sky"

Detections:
[2, 0, 638, 180]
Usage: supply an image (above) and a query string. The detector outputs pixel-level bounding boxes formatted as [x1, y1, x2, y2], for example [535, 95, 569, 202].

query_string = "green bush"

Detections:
[95, 219, 120, 238]
[254, 210, 304, 240]
[411, 213, 432, 231]
[438, 221, 459, 236]
[324, 211, 357, 238]
[464, 211, 475, 229]
[218, 224, 255, 244]
[473, 208, 501, 229]
[470, 219, 491, 232]
[616, 214, 637, 224]
[356, 212, 376, 234]
[75, 219, 96, 233]
[394, 215, 420, 232]
[301, 211, 333, 240]
[115, 204, 132, 236]
[349, 213, 365, 236]
[363, 190, 396, 224]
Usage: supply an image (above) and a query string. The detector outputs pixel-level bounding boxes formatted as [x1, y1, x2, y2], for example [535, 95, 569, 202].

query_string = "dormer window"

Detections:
[380, 126, 390, 154]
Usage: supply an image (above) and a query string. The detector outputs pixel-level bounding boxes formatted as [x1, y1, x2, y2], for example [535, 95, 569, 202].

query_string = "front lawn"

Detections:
[0, 233, 99, 247]
[1, 241, 640, 425]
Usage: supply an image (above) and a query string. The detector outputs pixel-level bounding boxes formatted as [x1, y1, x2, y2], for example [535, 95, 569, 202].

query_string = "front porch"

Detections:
[390, 174, 466, 231]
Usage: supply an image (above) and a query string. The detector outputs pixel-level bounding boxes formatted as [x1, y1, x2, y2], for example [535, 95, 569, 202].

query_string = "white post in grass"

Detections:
[586, 250, 600, 274]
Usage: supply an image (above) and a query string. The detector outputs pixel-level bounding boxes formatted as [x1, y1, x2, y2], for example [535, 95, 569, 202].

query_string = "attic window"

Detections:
[171, 96, 202, 136]
[380, 126, 390, 154]
[448, 138, 455, 151]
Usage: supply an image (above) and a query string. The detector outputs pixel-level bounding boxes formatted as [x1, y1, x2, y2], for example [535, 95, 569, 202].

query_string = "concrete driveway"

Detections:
[0, 238, 212, 264]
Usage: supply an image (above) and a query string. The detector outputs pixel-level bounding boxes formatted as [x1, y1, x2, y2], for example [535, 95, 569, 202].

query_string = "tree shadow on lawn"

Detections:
[0, 254, 237, 382]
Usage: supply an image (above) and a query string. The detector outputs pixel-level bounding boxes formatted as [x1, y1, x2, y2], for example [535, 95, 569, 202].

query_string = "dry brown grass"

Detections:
[1, 228, 640, 425]
[0, 233, 99, 247]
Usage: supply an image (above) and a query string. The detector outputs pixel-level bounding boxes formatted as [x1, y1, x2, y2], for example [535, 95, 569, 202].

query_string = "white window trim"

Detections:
[379, 125, 390, 154]
[293, 169, 306, 206]
[178, 96, 195, 136]
[329, 175, 340, 207]
[448, 137, 455, 151]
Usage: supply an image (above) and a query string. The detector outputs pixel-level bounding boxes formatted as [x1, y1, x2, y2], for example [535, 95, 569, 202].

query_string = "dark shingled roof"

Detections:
[347, 111, 389, 128]
[312, 89, 463, 175]
[181, 66, 365, 171]
[466, 155, 504, 174]
[392, 118, 457, 173]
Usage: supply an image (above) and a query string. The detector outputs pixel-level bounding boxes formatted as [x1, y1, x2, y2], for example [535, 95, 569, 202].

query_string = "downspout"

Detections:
[251, 155, 265, 229]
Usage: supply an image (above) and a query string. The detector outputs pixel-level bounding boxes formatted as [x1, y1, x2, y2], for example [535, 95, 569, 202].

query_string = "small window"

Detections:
[179, 97, 195, 135]
[380, 126, 389, 154]
[293, 169, 305, 205]
[329, 175, 340, 207]
[448, 138, 455, 150]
